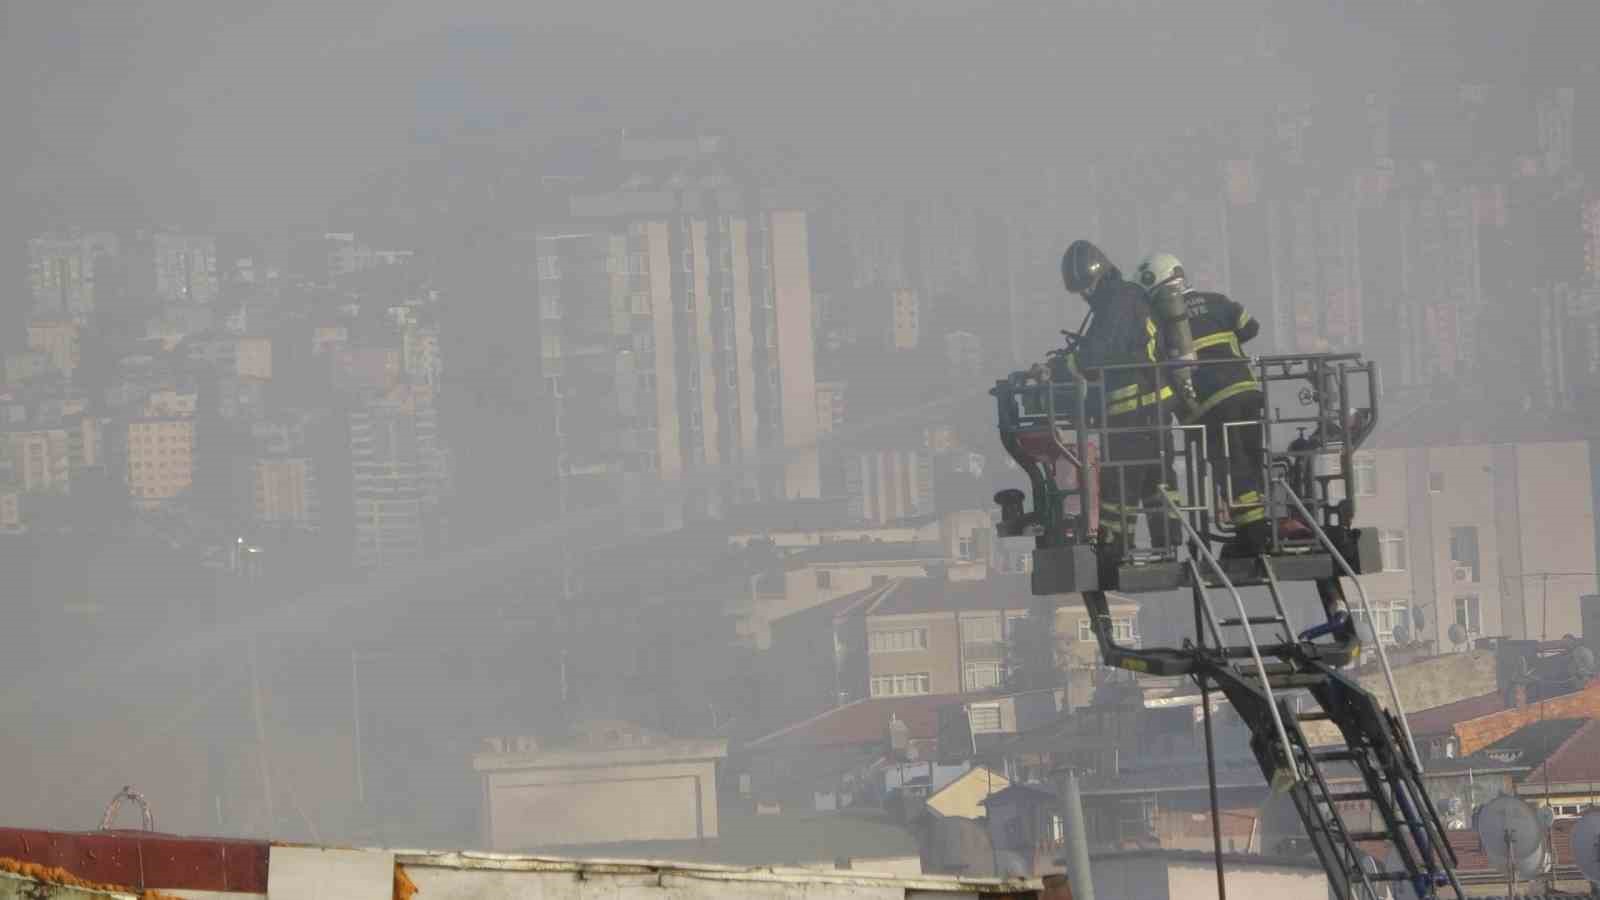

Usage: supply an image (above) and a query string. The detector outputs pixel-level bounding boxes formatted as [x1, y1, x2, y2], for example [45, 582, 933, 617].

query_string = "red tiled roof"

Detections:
[1526, 717, 1600, 787]
[745, 694, 960, 750]
[1407, 691, 1506, 737]
[1437, 816, 1580, 873]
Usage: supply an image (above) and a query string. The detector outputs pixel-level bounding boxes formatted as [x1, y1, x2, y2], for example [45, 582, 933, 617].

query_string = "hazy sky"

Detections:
[0, 1, 1444, 235]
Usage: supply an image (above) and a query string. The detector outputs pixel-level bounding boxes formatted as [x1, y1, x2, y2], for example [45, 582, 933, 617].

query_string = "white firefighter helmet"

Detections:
[1134, 252, 1186, 296]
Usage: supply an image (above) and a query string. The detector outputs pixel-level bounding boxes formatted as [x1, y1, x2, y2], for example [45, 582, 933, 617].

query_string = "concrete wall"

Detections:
[1354, 442, 1597, 648]
[1166, 858, 1326, 900]
[476, 740, 726, 851]
[1301, 649, 1497, 746]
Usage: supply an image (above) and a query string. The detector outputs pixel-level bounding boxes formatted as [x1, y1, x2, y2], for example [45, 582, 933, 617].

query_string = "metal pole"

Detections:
[1195, 576, 1227, 900]
[1543, 574, 1550, 642]
[1061, 770, 1095, 900]
[352, 651, 365, 808]
[248, 633, 274, 834]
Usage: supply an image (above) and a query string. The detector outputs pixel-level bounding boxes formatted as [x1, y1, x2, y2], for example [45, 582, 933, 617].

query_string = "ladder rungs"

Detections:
[1358, 871, 1415, 883]
[1219, 615, 1287, 627]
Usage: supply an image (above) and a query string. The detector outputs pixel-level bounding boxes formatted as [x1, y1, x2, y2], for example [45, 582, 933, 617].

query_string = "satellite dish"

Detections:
[1413, 607, 1427, 630]
[1477, 796, 1546, 878]
[1393, 622, 1411, 645]
[1570, 808, 1600, 883]
[1448, 623, 1469, 647]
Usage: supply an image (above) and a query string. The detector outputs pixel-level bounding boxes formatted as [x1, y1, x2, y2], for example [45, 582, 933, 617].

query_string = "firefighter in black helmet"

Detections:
[1057, 240, 1175, 553]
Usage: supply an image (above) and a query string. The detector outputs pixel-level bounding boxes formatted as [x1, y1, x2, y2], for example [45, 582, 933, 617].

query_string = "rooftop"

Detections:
[1524, 717, 1600, 787]
[1462, 717, 1589, 773]
[1406, 691, 1506, 736]
[745, 694, 959, 750]
[531, 810, 919, 869]
[867, 575, 1032, 616]
[782, 541, 946, 570]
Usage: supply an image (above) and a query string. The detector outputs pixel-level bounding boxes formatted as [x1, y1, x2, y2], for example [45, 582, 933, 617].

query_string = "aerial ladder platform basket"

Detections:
[992, 351, 1464, 900]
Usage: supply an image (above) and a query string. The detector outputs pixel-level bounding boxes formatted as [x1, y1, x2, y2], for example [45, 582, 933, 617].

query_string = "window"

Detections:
[1353, 454, 1378, 496]
[1380, 529, 1408, 572]
[962, 614, 1002, 644]
[870, 628, 927, 653]
[1005, 614, 1029, 638]
[816, 570, 831, 590]
[958, 535, 976, 561]
[1080, 617, 1136, 645]
[537, 256, 560, 280]
[964, 662, 1006, 691]
[1454, 594, 1481, 635]
[1355, 600, 1410, 644]
[870, 673, 930, 697]
[1112, 617, 1139, 644]
[968, 703, 1002, 732]
[1429, 472, 1445, 493]
[1449, 526, 1480, 582]
[1010, 552, 1033, 574]
[631, 292, 651, 315]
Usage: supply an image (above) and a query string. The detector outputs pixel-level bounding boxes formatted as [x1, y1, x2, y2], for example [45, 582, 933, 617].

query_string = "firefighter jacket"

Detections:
[1177, 289, 1261, 422]
[1062, 275, 1172, 420]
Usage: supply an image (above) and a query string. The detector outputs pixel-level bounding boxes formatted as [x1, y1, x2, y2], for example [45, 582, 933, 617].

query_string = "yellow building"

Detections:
[26, 320, 80, 376]
[254, 458, 316, 526]
[236, 336, 273, 380]
[0, 491, 22, 533]
[127, 419, 195, 505]
[6, 429, 70, 493]
[892, 288, 920, 350]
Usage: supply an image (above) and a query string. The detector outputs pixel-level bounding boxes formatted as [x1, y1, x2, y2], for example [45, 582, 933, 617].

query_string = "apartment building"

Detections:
[1351, 440, 1597, 647]
[151, 231, 219, 304]
[126, 419, 195, 507]
[0, 491, 21, 534]
[349, 384, 447, 569]
[2, 429, 70, 494]
[27, 231, 119, 322]
[844, 447, 935, 524]
[732, 509, 998, 647]
[769, 574, 1140, 723]
[535, 132, 820, 527]
[26, 320, 80, 378]
[254, 458, 318, 529]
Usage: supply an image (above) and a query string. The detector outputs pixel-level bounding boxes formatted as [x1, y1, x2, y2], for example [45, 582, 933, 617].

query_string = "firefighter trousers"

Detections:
[1198, 390, 1266, 529]
[1098, 413, 1179, 550]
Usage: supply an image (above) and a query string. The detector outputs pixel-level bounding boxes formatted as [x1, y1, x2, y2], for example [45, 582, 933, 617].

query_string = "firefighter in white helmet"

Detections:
[1135, 252, 1281, 556]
